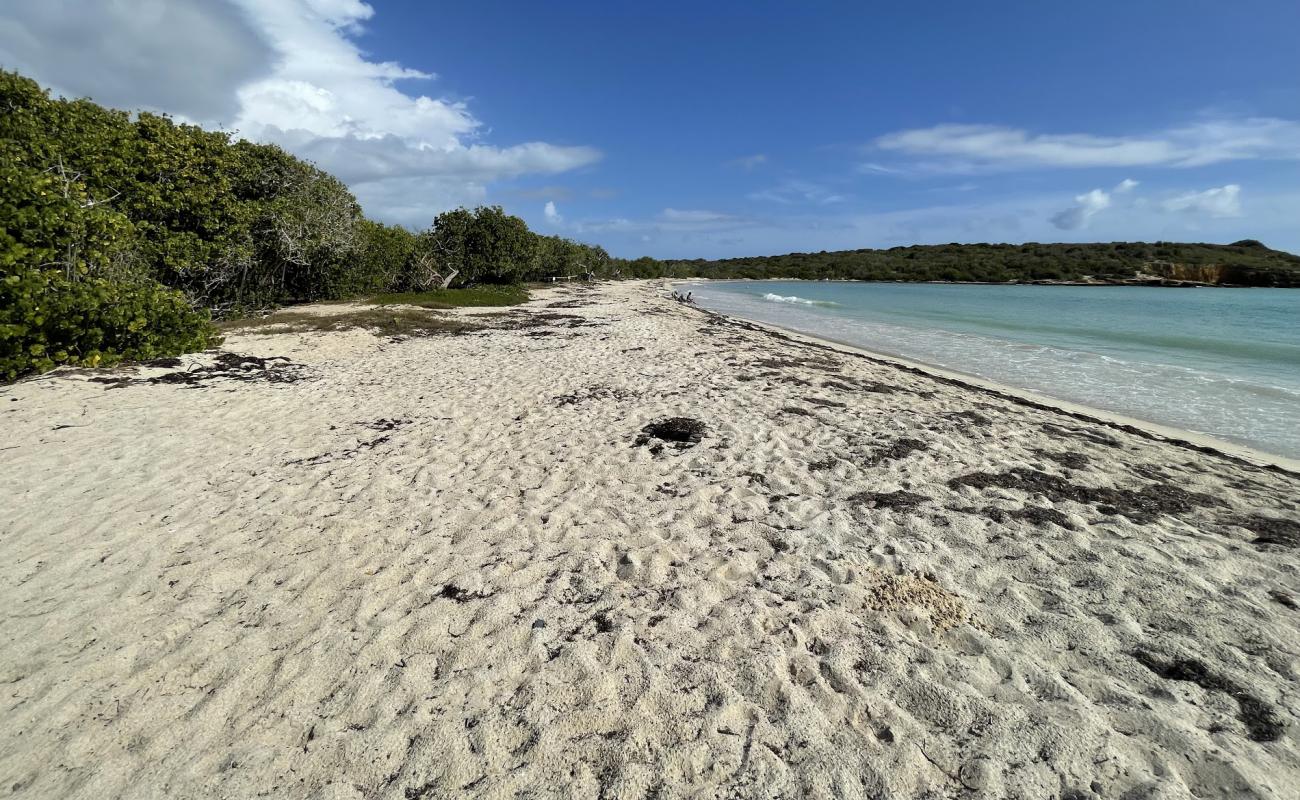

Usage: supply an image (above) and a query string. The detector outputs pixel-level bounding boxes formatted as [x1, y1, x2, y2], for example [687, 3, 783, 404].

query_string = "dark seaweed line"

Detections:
[689, 306, 1300, 479]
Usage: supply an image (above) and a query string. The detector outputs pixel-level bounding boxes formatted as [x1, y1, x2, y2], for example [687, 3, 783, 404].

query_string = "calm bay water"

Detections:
[682, 280, 1300, 459]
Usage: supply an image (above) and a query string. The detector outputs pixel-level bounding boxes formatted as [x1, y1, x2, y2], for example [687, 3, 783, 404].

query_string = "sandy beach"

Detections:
[2, 280, 1298, 799]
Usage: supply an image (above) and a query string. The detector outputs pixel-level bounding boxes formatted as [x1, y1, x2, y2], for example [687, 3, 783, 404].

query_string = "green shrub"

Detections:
[1, 266, 220, 380]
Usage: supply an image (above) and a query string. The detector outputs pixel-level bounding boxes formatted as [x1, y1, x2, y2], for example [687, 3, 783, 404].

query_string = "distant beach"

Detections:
[3, 281, 1298, 798]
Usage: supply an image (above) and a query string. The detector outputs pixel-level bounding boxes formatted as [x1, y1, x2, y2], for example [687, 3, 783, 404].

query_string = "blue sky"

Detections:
[3, 0, 1299, 256]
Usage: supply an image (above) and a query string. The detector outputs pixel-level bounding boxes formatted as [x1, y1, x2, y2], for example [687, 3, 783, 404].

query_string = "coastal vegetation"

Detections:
[0, 71, 608, 379]
[603, 240, 1300, 286]
[3, 69, 1298, 380]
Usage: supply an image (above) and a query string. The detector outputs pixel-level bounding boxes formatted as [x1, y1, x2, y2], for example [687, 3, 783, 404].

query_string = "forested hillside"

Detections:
[604, 241, 1300, 286]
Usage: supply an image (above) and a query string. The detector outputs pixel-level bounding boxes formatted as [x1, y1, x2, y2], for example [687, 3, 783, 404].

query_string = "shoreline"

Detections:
[677, 279, 1300, 473]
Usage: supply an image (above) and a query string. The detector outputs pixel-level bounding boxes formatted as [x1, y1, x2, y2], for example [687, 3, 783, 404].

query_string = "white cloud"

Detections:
[1115, 178, 1139, 193]
[1050, 189, 1112, 230]
[727, 154, 768, 170]
[0, 0, 273, 123]
[748, 180, 847, 205]
[659, 208, 735, 223]
[858, 162, 903, 175]
[543, 201, 562, 223]
[0, 0, 601, 227]
[873, 118, 1300, 173]
[1161, 184, 1242, 217]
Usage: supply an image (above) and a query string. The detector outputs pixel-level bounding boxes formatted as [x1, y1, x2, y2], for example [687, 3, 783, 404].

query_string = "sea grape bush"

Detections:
[0, 70, 608, 379]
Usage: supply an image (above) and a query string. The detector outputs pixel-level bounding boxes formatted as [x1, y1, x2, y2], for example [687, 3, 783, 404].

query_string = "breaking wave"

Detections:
[761, 292, 839, 307]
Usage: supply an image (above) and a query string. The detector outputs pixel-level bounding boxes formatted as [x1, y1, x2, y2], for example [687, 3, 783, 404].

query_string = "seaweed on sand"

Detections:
[1032, 448, 1091, 470]
[847, 490, 931, 511]
[863, 438, 928, 467]
[948, 467, 1223, 524]
[1235, 515, 1300, 549]
[1133, 651, 1284, 742]
[634, 417, 707, 454]
[92, 352, 309, 388]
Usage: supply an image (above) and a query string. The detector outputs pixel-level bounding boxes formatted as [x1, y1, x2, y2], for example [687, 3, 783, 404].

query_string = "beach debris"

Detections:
[807, 456, 839, 472]
[1270, 590, 1298, 610]
[91, 352, 309, 388]
[958, 504, 1078, 530]
[438, 581, 495, 603]
[554, 385, 635, 407]
[847, 490, 930, 511]
[753, 355, 841, 373]
[948, 468, 1223, 524]
[803, 396, 847, 409]
[1236, 515, 1300, 549]
[780, 405, 815, 417]
[1133, 651, 1284, 742]
[822, 378, 900, 395]
[863, 437, 928, 467]
[1041, 422, 1122, 448]
[1032, 448, 1091, 470]
[359, 418, 408, 431]
[945, 409, 992, 427]
[634, 417, 707, 453]
[285, 419, 409, 466]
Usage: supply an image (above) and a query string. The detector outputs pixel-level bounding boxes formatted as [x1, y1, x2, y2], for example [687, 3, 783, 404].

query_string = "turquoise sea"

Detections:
[681, 280, 1300, 459]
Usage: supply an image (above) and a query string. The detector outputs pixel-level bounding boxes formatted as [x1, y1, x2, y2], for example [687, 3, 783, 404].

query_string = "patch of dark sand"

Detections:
[634, 417, 707, 454]
[92, 353, 310, 389]
[1234, 515, 1300, 549]
[951, 504, 1078, 530]
[752, 355, 841, 373]
[822, 378, 901, 395]
[1134, 651, 1284, 742]
[781, 406, 815, 417]
[1041, 422, 1122, 449]
[847, 490, 930, 510]
[864, 437, 928, 467]
[944, 409, 991, 427]
[1270, 590, 1298, 610]
[803, 396, 847, 409]
[948, 467, 1223, 524]
[1032, 448, 1091, 470]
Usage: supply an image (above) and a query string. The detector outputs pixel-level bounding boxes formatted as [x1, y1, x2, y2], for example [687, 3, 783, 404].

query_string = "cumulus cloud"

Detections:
[1115, 178, 1139, 193]
[1161, 184, 1243, 217]
[0, 0, 273, 123]
[0, 0, 601, 227]
[544, 201, 562, 223]
[873, 118, 1300, 173]
[1050, 188, 1111, 230]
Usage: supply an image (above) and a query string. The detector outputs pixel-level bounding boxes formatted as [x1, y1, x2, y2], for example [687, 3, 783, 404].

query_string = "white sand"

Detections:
[2, 280, 1298, 799]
